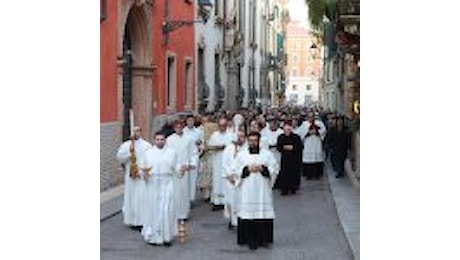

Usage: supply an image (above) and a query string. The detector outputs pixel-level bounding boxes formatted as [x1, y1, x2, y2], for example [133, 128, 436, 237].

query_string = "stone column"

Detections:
[225, 54, 239, 112]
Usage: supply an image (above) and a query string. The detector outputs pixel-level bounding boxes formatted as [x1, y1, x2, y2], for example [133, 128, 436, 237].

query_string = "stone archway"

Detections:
[117, 0, 154, 141]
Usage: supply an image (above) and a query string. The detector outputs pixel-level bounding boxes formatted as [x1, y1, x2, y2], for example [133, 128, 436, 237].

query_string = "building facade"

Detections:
[317, 0, 360, 180]
[192, 0, 289, 112]
[195, 0, 227, 113]
[285, 20, 322, 106]
[100, 0, 195, 192]
[320, 21, 341, 112]
[101, 0, 290, 192]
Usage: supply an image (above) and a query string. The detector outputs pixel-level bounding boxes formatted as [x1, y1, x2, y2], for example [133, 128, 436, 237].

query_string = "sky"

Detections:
[288, 0, 310, 29]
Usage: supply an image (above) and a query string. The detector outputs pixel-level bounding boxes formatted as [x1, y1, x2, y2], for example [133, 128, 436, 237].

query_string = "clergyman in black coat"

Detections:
[328, 116, 351, 178]
[276, 121, 304, 195]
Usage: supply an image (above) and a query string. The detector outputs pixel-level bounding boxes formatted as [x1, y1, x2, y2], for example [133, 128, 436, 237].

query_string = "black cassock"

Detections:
[237, 165, 274, 250]
[327, 127, 351, 176]
[275, 133, 303, 193]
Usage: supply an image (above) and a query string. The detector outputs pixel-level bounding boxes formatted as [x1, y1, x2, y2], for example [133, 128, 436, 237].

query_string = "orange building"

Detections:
[285, 20, 322, 105]
[286, 21, 321, 80]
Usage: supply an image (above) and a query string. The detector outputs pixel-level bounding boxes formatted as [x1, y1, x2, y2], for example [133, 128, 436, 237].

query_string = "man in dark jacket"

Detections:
[327, 116, 351, 178]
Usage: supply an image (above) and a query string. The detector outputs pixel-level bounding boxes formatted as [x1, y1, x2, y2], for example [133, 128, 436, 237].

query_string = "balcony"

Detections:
[267, 54, 279, 71]
[215, 16, 225, 25]
[338, 0, 360, 24]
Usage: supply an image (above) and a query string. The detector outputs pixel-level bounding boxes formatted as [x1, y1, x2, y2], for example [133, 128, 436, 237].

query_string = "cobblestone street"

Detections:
[101, 166, 355, 260]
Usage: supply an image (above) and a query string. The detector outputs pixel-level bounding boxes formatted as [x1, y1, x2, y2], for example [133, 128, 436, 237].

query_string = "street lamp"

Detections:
[162, 0, 213, 45]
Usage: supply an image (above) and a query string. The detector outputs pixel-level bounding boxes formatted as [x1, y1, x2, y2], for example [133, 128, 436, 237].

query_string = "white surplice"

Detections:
[208, 130, 233, 205]
[261, 127, 283, 164]
[183, 126, 203, 202]
[166, 133, 198, 219]
[301, 120, 327, 163]
[141, 146, 181, 244]
[222, 142, 247, 226]
[293, 126, 304, 139]
[234, 148, 279, 219]
[116, 138, 152, 226]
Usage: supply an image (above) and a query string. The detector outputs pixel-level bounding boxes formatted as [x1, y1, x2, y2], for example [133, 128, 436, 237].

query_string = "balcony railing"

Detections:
[338, 0, 359, 23]
[338, 0, 360, 16]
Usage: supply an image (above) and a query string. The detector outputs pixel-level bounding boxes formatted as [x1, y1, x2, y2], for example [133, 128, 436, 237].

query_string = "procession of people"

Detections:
[115, 105, 352, 250]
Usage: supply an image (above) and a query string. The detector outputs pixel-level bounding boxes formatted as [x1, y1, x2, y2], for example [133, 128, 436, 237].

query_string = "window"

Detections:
[293, 55, 297, 63]
[250, 0, 257, 43]
[197, 47, 209, 112]
[238, 0, 245, 31]
[249, 1, 254, 42]
[292, 69, 297, 77]
[166, 55, 176, 108]
[306, 84, 312, 91]
[100, 0, 107, 22]
[289, 94, 298, 102]
[184, 60, 193, 107]
[215, 54, 221, 98]
[292, 85, 297, 91]
[215, 0, 220, 16]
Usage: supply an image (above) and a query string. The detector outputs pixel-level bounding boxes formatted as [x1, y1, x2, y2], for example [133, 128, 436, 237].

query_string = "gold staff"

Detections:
[129, 110, 139, 179]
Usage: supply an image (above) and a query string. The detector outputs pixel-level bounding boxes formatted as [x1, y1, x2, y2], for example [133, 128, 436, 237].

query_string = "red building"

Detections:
[100, 0, 196, 191]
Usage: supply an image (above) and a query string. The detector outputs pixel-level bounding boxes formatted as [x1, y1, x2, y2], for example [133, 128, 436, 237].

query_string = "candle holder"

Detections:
[178, 220, 187, 243]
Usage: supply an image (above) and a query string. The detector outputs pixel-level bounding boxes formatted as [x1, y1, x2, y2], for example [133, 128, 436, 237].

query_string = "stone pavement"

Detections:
[101, 174, 355, 260]
[326, 161, 360, 260]
[100, 185, 124, 221]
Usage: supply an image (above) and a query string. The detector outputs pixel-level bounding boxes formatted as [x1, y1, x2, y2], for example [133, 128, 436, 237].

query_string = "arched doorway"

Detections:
[119, 2, 153, 141]
[121, 25, 133, 141]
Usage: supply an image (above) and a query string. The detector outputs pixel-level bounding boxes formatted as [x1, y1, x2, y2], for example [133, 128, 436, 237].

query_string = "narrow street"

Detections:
[101, 165, 355, 260]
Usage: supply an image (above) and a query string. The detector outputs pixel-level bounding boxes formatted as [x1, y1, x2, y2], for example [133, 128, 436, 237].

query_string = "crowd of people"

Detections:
[115, 106, 352, 250]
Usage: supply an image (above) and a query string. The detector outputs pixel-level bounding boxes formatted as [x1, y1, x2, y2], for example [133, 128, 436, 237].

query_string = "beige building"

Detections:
[285, 20, 322, 106]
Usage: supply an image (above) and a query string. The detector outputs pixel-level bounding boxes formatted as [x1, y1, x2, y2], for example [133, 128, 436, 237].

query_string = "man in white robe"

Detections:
[197, 114, 215, 202]
[302, 112, 327, 180]
[207, 118, 233, 211]
[141, 132, 182, 246]
[227, 114, 244, 140]
[261, 116, 283, 165]
[116, 126, 152, 229]
[249, 120, 269, 150]
[226, 119, 234, 135]
[258, 114, 268, 133]
[166, 120, 198, 221]
[234, 131, 279, 250]
[183, 115, 203, 203]
[222, 130, 247, 229]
